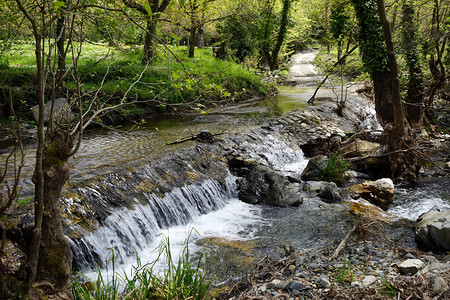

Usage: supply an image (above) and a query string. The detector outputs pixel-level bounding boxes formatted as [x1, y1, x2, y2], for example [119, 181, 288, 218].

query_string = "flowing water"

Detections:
[3, 51, 449, 281]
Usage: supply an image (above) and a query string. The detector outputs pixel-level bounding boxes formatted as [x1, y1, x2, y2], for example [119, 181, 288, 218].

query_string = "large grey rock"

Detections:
[301, 155, 328, 181]
[32, 98, 73, 123]
[348, 178, 395, 209]
[318, 185, 341, 202]
[415, 208, 450, 251]
[237, 165, 303, 207]
[398, 259, 425, 275]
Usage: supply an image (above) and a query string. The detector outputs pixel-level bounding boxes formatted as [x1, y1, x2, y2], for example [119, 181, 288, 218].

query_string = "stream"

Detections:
[4, 51, 449, 282]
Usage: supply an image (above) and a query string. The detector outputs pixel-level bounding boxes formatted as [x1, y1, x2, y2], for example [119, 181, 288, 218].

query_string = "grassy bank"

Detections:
[0, 42, 274, 124]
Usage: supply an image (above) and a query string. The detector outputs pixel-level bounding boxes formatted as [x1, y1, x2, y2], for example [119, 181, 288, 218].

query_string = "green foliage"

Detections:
[350, 0, 388, 74]
[72, 232, 211, 300]
[330, 0, 354, 42]
[333, 255, 354, 284]
[2, 43, 271, 117]
[321, 152, 350, 183]
[379, 277, 398, 297]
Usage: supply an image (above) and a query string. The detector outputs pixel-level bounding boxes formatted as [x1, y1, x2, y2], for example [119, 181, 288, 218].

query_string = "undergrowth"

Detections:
[321, 152, 350, 183]
[1, 43, 272, 119]
[72, 232, 211, 300]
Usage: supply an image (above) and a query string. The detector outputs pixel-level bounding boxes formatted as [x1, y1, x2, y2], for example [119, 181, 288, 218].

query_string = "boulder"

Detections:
[32, 98, 73, 123]
[318, 185, 341, 203]
[415, 208, 450, 251]
[303, 181, 337, 193]
[301, 155, 328, 181]
[398, 259, 425, 275]
[341, 138, 382, 159]
[348, 178, 394, 209]
[237, 165, 303, 207]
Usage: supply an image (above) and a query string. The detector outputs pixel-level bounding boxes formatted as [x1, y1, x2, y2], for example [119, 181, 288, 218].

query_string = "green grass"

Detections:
[1, 41, 272, 121]
[72, 232, 212, 300]
[333, 255, 354, 285]
[321, 152, 350, 183]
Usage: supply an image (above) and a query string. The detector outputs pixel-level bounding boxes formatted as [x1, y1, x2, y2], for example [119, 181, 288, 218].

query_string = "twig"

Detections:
[330, 223, 358, 261]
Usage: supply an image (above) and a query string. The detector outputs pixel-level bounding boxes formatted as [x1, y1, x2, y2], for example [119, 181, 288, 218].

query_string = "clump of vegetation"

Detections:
[333, 255, 354, 284]
[379, 277, 399, 297]
[72, 233, 211, 300]
[321, 152, 350, 183]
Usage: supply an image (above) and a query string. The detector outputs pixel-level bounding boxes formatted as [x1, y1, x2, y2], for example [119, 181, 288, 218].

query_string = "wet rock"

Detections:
[398, 259, 425, 275]
[415, 208, 450, 251]
[347, 178, 395, 209]
[301, 155, 328, 181]
[237, 165, 303, 207]
[318, 185, 341, 202]
[303, 181, 337, 193]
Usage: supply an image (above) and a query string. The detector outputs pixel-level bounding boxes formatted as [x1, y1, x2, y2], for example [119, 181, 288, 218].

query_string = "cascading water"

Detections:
[71, 133, 308, 280]
[71, 175, 263, 273]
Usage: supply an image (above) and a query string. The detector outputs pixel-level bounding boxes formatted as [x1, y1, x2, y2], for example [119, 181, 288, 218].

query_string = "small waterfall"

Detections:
[71, 175, 258, 272]
[241, 133, 308, 174]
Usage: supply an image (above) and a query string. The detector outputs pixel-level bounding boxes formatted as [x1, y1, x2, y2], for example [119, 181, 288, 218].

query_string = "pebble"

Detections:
[362, 275, 377, 287]
[319, 276, 331, 288]
[432, 276, 448, 294]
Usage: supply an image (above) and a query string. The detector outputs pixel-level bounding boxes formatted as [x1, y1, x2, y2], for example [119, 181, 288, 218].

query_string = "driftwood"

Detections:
[308, 44, 359, 104]
[166, 130, 223, 145]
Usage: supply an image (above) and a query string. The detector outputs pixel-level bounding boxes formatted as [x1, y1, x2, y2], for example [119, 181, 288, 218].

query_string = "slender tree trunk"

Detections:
[198, 23, 205, 49]
[143, 19, 157, 63]
[28, 33, 45, 293]
[401, 0, 424, 128]
[188, 26, 196, 58]
[55, 15, 66, 98]
[269, 0, 291, 70]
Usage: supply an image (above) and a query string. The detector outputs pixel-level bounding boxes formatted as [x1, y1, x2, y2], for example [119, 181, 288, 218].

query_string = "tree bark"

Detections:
[35, 132, 73, 296]
[143, 19, 157, 63]
[376, 0, 404, 137]
[198, 22, 205, 49]
[188, 26, 196, 58]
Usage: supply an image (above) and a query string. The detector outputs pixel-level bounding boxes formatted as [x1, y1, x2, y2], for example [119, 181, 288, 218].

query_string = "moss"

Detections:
[43, 141, 65, 168]
[43, 245, 69, 286]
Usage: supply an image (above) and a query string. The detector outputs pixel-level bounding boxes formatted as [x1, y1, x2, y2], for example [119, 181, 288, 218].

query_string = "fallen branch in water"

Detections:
[166, 130, 223, 145]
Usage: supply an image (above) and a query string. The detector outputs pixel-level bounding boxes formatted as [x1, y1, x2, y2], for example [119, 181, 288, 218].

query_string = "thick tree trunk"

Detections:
[37, 163, 73, 295]
[34, 132, 73, 297]
[372, 70, 395, 126]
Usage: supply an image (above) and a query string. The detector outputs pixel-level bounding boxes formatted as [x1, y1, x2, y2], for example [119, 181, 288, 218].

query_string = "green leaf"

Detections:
[144, 3, 153, 17]
[53, 1, 65, 10]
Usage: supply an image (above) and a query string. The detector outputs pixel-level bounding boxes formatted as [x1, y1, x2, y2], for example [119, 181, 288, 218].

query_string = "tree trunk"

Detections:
[188, 27, 196, 58]
[35, 132, 73, 296]
[269, 0, 291, 70]
[55, 14, 65, 98]
[198, 23, 205, 49]
[143, 19, 157, 63]
[377, 0, 404, 137]
[372, 70, 395, 126]
[401, 0, 424, 128]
